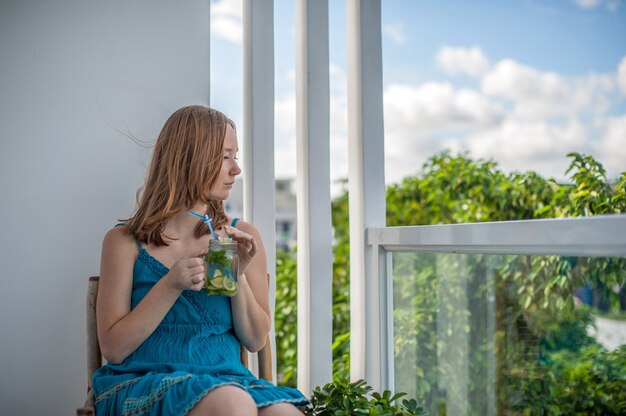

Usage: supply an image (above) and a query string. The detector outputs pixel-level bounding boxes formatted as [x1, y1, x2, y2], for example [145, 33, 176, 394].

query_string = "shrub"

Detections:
[305, 377, 428, 416]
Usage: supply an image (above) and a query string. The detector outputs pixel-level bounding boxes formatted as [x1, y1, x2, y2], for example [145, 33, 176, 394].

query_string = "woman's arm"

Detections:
[227, 221, 272, 352]
[96, 227, 206, 364]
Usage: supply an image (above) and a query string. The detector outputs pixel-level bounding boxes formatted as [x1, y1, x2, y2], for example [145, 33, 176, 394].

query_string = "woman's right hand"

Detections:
[164, 254, 206, 292]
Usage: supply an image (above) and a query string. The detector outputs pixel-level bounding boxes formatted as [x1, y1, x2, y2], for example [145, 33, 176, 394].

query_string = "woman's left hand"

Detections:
[225, 225, 258, 273]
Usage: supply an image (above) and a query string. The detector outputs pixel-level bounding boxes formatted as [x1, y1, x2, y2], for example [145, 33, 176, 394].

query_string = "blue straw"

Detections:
[188, 211, 218, 240]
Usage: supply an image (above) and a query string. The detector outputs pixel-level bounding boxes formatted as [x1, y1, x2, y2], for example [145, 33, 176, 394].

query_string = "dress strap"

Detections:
[114, 223, 142, 250]
[231, 217, 239, 227]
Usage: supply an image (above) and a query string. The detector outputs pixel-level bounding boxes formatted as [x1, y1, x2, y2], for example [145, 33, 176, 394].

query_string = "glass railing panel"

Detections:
[392, 252, 626, 416]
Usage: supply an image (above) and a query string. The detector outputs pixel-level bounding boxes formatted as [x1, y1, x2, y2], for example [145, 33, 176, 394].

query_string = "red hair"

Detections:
[125, 105, 234, 246]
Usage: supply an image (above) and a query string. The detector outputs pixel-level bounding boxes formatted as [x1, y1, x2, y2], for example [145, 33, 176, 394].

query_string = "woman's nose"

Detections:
[231, 161, 241, 176]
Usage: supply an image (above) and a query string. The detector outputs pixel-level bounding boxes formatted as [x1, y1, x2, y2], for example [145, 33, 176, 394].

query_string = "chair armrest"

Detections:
[76, 406, 95, 416]
[239, 333, 274, 383]
[76, 389, 95, 415]
[258, 333, 273, 383]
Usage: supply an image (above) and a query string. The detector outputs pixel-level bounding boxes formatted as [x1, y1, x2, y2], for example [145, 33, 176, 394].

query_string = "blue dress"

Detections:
[92, 235, 308, 415]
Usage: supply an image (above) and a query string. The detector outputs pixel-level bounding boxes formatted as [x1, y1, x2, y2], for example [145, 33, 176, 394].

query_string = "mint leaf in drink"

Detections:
[205, 248, 231, 269]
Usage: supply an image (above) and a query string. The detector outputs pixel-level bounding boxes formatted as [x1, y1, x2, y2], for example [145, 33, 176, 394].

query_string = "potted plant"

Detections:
[304, 377, 427, 415]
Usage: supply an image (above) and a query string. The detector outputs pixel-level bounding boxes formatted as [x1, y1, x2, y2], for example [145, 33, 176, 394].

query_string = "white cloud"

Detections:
[274, 87, 348, 194]
[329, 62, 347, 93]
[212, 17, 242, 44]
[212, 0, 241, 17]
[382, 23, 407, 44]
[436, 46, 491, 78]
[462, 119, 588, 178]
[273, 47, 624, 187]
[481, 59, 614, 120]
[330, 93, 348, 133]
[274, 135, 296, 179]
[482, 59, 568, 103]
[571, 73, 614, 114]
[380, 77, 606, 182]
[329, 133, 349, 195]
[618, 56, 626, 94]
[329, 62, 344, 78]
[274, 132, 348, 196]
[595, 114, 626, 179]
[384, 82, 502, 134]
[275, 90, 347, 135]
[382, 82, 503, 183]
[607, 0, 622, 11]
[573, 0, 602, 8]
[380, 51, 624, 183]
[211, 0, 242, 44]
[275, 94, 296, 134]
[572, 0, 622, 11]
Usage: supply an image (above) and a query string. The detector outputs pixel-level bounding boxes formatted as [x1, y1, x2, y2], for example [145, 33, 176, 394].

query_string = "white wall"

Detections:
[0, 1, 210, 414]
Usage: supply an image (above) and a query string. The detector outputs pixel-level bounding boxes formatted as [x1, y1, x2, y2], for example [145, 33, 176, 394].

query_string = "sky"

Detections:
[208, 0, 626, 192]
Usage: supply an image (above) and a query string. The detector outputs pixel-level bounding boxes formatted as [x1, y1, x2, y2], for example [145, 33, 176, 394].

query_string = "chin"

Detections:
[208, 191, 229, 201]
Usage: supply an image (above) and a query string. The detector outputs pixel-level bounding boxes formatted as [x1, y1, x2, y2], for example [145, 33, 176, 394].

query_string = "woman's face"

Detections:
[208, 124, 241, 200]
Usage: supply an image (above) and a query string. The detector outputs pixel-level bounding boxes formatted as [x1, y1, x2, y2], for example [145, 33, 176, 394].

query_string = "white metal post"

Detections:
[295, 0, 334, 395]
[243, 0, 276, 382]
[371, 243, 392, 392]
[346, 0, 386, 389]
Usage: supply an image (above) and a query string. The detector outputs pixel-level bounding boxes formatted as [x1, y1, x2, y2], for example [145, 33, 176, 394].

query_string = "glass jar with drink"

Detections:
[204, 238, 238, 296]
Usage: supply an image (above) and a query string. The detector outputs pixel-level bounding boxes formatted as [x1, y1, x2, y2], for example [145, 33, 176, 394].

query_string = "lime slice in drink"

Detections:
[211, 276, 224, 288]
[223, 278, 235, 291]
[224, 281, 238, 297]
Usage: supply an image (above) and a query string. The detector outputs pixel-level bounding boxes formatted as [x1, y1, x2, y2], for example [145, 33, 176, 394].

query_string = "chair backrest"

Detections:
[77, 277, 101, 415]
[85, 277, 102, 395]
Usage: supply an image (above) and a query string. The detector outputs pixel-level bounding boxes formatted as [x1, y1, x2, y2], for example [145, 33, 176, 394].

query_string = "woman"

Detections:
[93, 105, 307, 415]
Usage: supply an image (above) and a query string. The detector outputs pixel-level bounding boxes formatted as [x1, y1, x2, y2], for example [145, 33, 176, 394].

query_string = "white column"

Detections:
[346, 0, 386, 388]
[243, 0, 276, 382]
[295, 0, 333, 395]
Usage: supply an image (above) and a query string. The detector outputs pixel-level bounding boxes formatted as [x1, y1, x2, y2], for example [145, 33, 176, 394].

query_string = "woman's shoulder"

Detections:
[103, 225, 139, 253]
[230, 218, 261, 237]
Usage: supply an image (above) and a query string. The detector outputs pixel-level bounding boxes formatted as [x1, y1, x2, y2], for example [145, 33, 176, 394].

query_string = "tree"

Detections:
[274, 152, 626, 414]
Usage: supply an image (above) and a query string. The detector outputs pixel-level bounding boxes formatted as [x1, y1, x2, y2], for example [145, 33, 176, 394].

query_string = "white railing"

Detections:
[361, 214, 626, 393]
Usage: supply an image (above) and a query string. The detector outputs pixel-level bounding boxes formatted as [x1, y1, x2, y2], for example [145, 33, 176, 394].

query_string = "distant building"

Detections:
[224, 178, 297, 252]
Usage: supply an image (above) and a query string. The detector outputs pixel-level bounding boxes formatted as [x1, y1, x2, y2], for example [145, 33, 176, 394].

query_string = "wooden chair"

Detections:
[77, 275, 274, 415]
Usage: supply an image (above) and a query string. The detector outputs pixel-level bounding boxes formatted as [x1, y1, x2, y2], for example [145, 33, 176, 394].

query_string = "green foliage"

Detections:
[331, 187, 352, 379]
[507, 306, 626, 414]
[275, 249, 298, 386]
[385, 151, 558, 225]
[304, 377, 427, 416]
[509, 345, 626, 415]
[539, 305, 596, 354]
[559, 152, 625, 216]
[274, 151, 626, 414]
